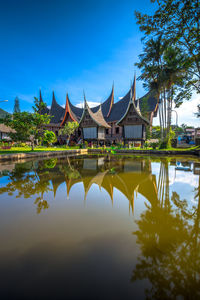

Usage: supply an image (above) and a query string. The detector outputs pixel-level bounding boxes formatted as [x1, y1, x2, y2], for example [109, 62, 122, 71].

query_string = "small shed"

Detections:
[0, 124, 15, 140]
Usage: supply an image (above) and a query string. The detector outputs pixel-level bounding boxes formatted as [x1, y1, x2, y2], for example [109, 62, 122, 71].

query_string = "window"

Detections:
[116, 127, 119, 134]
[83, 127, 97, 139]
[124, 125, 142, 138]
[106, 129, 109, 135]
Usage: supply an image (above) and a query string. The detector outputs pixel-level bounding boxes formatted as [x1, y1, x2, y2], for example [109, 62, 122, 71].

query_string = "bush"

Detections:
[43, 130, 57, 147]
[84, 141, 88, 148]
[159, 139, 168, 149]
[150, 142, 159, 149]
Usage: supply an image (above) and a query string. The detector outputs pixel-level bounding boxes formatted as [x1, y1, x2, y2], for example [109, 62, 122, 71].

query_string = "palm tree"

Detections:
[163, 46, 189, 134]
[135, 36, 166, 140]
[136, 37, 191, 145]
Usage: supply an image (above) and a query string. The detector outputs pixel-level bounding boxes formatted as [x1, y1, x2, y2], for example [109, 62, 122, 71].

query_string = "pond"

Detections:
[0, 155, 199, 300]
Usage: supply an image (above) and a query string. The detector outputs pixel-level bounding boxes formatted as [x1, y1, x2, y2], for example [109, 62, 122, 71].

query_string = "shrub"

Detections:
[159, 139, 168, 149]
[150, 142, 159, 149]
[43, 130, 57, 146]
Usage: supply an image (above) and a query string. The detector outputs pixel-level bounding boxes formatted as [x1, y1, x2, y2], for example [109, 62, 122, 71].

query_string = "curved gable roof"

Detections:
[80, 99, 110, 128]
[91, 85, 114, 117]
[50, 92, 65, 124]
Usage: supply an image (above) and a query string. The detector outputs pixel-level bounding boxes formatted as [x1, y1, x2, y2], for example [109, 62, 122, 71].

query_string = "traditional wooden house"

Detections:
[116, 76, 149, 146]
[79, 95, 110, 143]
[38, 76, 158, 144]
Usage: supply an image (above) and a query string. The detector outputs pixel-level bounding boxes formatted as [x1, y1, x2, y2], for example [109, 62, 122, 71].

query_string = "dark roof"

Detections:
[68, 99, 83, 120]
[39, 90, 50, 115]
[106, 90, 158, 123]
[91, 86, 114, 117]
[41, 82, 158, 124]
[80, 101, 110, 128]
[116, 81, 149, 125]
[138, 90, 158, 113]
[61, 94, 79, 125]
[106, 83, 133, 122]
[49, 92, 65, 123]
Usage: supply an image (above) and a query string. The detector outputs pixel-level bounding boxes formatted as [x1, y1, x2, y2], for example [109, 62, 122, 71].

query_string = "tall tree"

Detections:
[135, 0, 200, 95]
[4, 98, 51, 150]
[13, 97, 20, 113]
[135, 37, 191, 144]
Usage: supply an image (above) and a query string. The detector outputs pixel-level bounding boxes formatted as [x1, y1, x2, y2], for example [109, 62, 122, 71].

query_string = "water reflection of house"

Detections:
[48, 157, 158, 213]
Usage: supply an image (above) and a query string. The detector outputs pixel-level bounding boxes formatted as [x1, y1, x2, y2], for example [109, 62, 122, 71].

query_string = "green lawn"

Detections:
[0, 146, 79, 155]
[0, 145, 199, 155]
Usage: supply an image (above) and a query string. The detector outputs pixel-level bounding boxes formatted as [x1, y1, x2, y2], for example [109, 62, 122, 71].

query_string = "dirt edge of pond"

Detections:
[0, 148, 199, 162]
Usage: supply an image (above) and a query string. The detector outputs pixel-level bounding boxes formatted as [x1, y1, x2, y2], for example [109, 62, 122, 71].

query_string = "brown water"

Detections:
[0, 155, 199, 300]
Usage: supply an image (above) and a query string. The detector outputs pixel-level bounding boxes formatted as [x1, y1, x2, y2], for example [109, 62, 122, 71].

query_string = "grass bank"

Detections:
[0, 145, 199, 155]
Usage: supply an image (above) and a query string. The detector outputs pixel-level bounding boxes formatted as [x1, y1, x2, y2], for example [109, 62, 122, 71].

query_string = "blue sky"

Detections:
[0, 0, 199, 126]
[0, 0, 156, 111]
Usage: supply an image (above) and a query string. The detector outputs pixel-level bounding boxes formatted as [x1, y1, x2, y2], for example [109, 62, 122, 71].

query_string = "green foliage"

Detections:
[150, 142, 159, 149]
[3, 100, 51, 150]
[0, 108, 10, 120]
[134, 1, 199, 141]
[4, 112, 34, 142]
[140, 96, 149, 118]
[135, 0, 200, 95]
[43, 130, 57, 146]
[159, 128, 175, 149]
[43, 158, 57, 169]
[59, 122, 79, 145]
[152, 126, 161, 139]
[196, 104, 200, 118]
[59, 122, 79, 136]
[33, 97, 47, 113]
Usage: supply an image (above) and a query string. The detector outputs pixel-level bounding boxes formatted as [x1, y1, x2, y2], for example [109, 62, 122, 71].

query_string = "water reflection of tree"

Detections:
[0, 157, 83, 213]
[59, 157, 81, 180]
[132, 160, 200, 299]
[0, 160, 53, 214]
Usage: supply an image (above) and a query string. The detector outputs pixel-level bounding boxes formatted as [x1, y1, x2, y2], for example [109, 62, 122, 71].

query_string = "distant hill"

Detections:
[0, 108, 11, 119]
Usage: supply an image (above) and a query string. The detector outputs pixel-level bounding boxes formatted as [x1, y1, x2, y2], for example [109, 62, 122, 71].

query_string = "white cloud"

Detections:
[18, 93, 35, 103]
[76, 101, 100, 108]
[153, 93, 200, 127]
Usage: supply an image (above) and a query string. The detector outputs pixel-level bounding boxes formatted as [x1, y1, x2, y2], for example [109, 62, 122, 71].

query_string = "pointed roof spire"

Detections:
[130, 80, 133, 103]
[52, 90, 56, 103]
[133, 73, 136, 101]
[60, 93, 78, 126]
[83, 90, 87, 108]
[106, 83, 115, 117]
[39, 89, 43, 103]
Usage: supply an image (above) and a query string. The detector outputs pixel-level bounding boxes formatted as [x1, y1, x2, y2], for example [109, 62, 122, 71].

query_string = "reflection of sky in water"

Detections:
[152, 161, 199, 206]
[0, 156, 199, 299]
